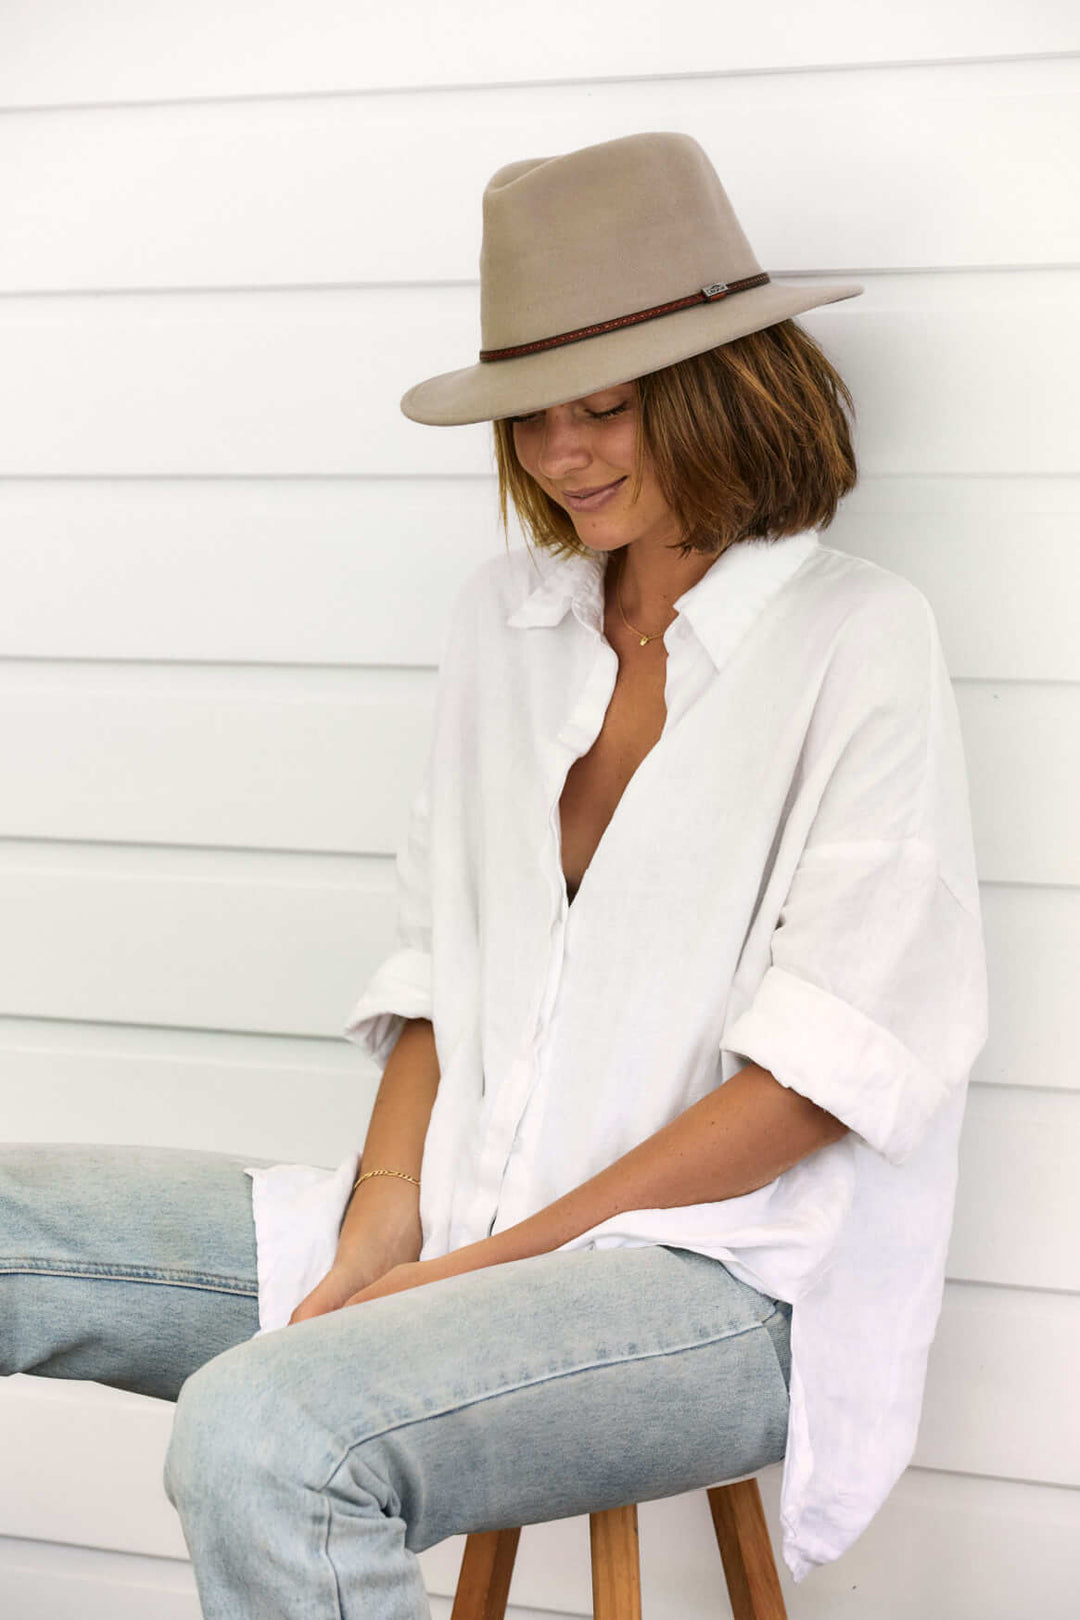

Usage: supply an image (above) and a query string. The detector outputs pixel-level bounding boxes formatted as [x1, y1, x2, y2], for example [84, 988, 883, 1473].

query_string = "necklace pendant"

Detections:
[639, 635, 649, 647]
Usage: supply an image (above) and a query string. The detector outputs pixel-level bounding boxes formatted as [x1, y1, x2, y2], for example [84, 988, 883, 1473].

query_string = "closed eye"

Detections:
[507, 403, 629, 426]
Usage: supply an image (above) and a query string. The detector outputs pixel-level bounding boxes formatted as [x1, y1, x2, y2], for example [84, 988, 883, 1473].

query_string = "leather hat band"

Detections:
[478, 272, 771, 363]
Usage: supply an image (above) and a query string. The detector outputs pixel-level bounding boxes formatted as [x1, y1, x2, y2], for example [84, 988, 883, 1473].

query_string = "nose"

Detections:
[533, 412, 592, 482]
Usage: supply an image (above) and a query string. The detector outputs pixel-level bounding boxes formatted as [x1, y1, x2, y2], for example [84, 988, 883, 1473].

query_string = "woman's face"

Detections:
[509, 383, 682, 554]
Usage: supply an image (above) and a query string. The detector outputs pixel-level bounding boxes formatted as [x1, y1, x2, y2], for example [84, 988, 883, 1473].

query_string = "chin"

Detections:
[575, 538, 627, 558]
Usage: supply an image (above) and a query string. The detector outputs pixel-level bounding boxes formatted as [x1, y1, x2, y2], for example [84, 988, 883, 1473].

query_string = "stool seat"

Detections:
[450, 1476, 787, 1620]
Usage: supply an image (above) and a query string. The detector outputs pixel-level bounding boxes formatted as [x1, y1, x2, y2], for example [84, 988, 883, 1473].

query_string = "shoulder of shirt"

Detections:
[809, 540, 938, 644]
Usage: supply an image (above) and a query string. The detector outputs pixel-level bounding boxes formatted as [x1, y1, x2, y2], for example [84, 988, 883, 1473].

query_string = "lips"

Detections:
[561, 477, 626, 510]
[564, 479, 622, 497]
[563, 476, 621, 495]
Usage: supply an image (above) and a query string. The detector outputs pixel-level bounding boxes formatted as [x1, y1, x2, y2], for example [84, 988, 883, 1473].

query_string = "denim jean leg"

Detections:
[165, 1243, 790, 1620]
[0, 1144, 262, 1400]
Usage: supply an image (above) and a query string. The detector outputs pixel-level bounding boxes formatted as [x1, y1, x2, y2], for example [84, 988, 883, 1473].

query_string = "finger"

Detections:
[289, 1297, 326, 1325]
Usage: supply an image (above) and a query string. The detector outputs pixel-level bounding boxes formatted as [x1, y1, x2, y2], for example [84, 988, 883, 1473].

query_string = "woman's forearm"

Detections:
[445, 1063, 847, 1275]
[336, 1016, 440, 1264]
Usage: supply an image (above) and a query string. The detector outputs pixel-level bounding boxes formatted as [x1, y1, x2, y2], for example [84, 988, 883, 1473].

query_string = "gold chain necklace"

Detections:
[614, 549, 668, 647]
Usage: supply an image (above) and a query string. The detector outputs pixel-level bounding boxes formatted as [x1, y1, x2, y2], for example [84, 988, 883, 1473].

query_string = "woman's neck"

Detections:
[609, 541, 723, 634]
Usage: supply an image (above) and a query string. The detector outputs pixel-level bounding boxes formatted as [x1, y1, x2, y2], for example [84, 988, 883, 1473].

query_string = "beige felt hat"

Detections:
[401, 131, 863, 427]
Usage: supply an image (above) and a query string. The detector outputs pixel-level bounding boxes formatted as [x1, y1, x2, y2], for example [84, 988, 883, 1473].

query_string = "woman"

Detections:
[1, 133, 987, 1615]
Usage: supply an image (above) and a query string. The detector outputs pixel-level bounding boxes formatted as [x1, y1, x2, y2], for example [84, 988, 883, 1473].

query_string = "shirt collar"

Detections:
[506, 529, 821, 672]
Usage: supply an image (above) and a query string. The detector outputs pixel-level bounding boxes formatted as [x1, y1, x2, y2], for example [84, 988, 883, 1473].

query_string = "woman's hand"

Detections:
[340, 1253, 465, 1308]
[289, 1259, 386, 1324]
[290, 1252, 468, 1324]
[290, 1169, 428, 1325]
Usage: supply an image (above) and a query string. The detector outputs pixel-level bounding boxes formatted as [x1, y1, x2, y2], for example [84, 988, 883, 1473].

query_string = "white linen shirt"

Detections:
[249, 527, 988, 1583]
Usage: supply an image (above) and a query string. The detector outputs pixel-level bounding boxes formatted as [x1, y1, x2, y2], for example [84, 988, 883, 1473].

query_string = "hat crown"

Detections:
[479, 132, 762, 353]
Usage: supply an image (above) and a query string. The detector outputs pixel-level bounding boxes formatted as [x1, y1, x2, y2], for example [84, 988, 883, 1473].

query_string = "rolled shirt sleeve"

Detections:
[724, 840, 987, 1163]
[724, 582, 989, 1164]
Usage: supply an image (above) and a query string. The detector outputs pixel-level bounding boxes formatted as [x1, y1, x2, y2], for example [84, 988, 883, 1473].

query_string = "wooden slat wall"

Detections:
[2, 59, 1076, 292]
[1, 4, 1075, 106]
[0, 277, 1076, 475]
[1, 7, 1078, 1617]
[0, 679, 1076, 873]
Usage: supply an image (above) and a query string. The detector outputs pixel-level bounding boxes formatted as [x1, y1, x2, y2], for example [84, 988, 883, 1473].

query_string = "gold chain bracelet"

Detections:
[352, 1168, 420, 1192]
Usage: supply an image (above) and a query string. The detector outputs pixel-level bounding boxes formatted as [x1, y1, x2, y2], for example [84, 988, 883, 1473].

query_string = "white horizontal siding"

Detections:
[0, 672, 1074, 882]
[466, 1466, 1080, 1620]
[2, 3, 1076, 108]
[0, 10, 1076, 1616]
[0, 847, 1071, 1057]
[3, 1466, 1080, 1620]
[948, 1085, 1080, 1291]
[0, 479, 506, 666]
[0, 842, 384, 1037]
[0, 476, 1076, 676]
[3, 1278, 1080, 1615]
[1, 58, 1076, 291]
[918, 1286, 1080, 1484]
[0, 273, 1076, 476]
[979, 885, 1079, 1091]
[0, 665, 438, 853]
[0, 1538, 202, 1620]
[0, 1536, 554, 1620]
[0, 1019, 376, 1166]
[1, 1023, 1075, 1294]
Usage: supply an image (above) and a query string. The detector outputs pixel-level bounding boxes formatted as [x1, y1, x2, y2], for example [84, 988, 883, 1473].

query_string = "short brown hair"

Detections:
[491, 318, 857, 560]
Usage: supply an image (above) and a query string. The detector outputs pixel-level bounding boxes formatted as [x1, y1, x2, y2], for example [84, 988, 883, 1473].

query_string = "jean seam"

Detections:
[320, 1492, 346, 1620]
[0, 1260, 256, 1297]
[317, 1310, 782, 1494]
[761, 1302, 792, 1392]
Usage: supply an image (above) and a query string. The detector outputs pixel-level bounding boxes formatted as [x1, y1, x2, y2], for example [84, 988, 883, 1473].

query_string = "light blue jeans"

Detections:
[0, 1144, 792, 1620]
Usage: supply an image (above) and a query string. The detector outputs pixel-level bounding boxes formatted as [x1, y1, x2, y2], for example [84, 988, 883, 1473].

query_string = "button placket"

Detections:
[475, 630, 616, 1240]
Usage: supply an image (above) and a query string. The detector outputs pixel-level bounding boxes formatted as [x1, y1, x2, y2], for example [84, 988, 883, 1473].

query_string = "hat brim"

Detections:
[400, 279, 864, 426]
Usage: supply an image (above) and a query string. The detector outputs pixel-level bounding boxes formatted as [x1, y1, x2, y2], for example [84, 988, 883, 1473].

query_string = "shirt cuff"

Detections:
[722, 964, 951, 1166]
[343, 947, 433, 1069]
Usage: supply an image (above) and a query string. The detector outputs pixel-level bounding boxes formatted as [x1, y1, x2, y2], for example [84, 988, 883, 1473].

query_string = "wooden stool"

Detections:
[450, 1476, 787, 1620]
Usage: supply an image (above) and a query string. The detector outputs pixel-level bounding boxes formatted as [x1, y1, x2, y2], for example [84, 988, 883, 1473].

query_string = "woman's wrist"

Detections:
[336, 1172, 423, 1267]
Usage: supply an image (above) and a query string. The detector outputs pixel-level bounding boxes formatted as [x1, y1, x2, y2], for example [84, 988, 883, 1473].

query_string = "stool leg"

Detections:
[589, 1503, 642, 1620]
[450, 1527, 521, 1620]
[706, 1480, 788, 1620]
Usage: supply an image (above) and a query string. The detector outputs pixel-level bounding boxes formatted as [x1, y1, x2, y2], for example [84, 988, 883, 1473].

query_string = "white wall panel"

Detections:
[0, 1538, 201, 1620]
[0, 1018, 374, 1165]
[960, 683, 1080, 887]
[3, 1470, 1080, 1620]
[0, 845, 1073, 1055]
[1, 478, 1076, 678]
[0, 479, 507, 666]
[0, 275, 1075, 476]
[0, 664, 437, 853]
[0, 1378, 187, 1558]
[0, 274, 1075, 477]
[1, 1010, 1074, 1292]
[3, 3, 1076, 107]
[948, 1084, 1080, 1291]
[0, 1533, 567, 1620]
[0, 842, 386, 1037]
[917, 1284, 1080, 1484]
[980, 884, 1079, 1091]
[2, 1281, 1077, 1574]
[831, 480, 1080, 682]
[701, 1467, 1080, 1620]
[0, 4, 1076, 1612]
[2, 60, 1076, 291]
[0, 669, 1074, 884]
[420, 1464, 1080, 1619]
